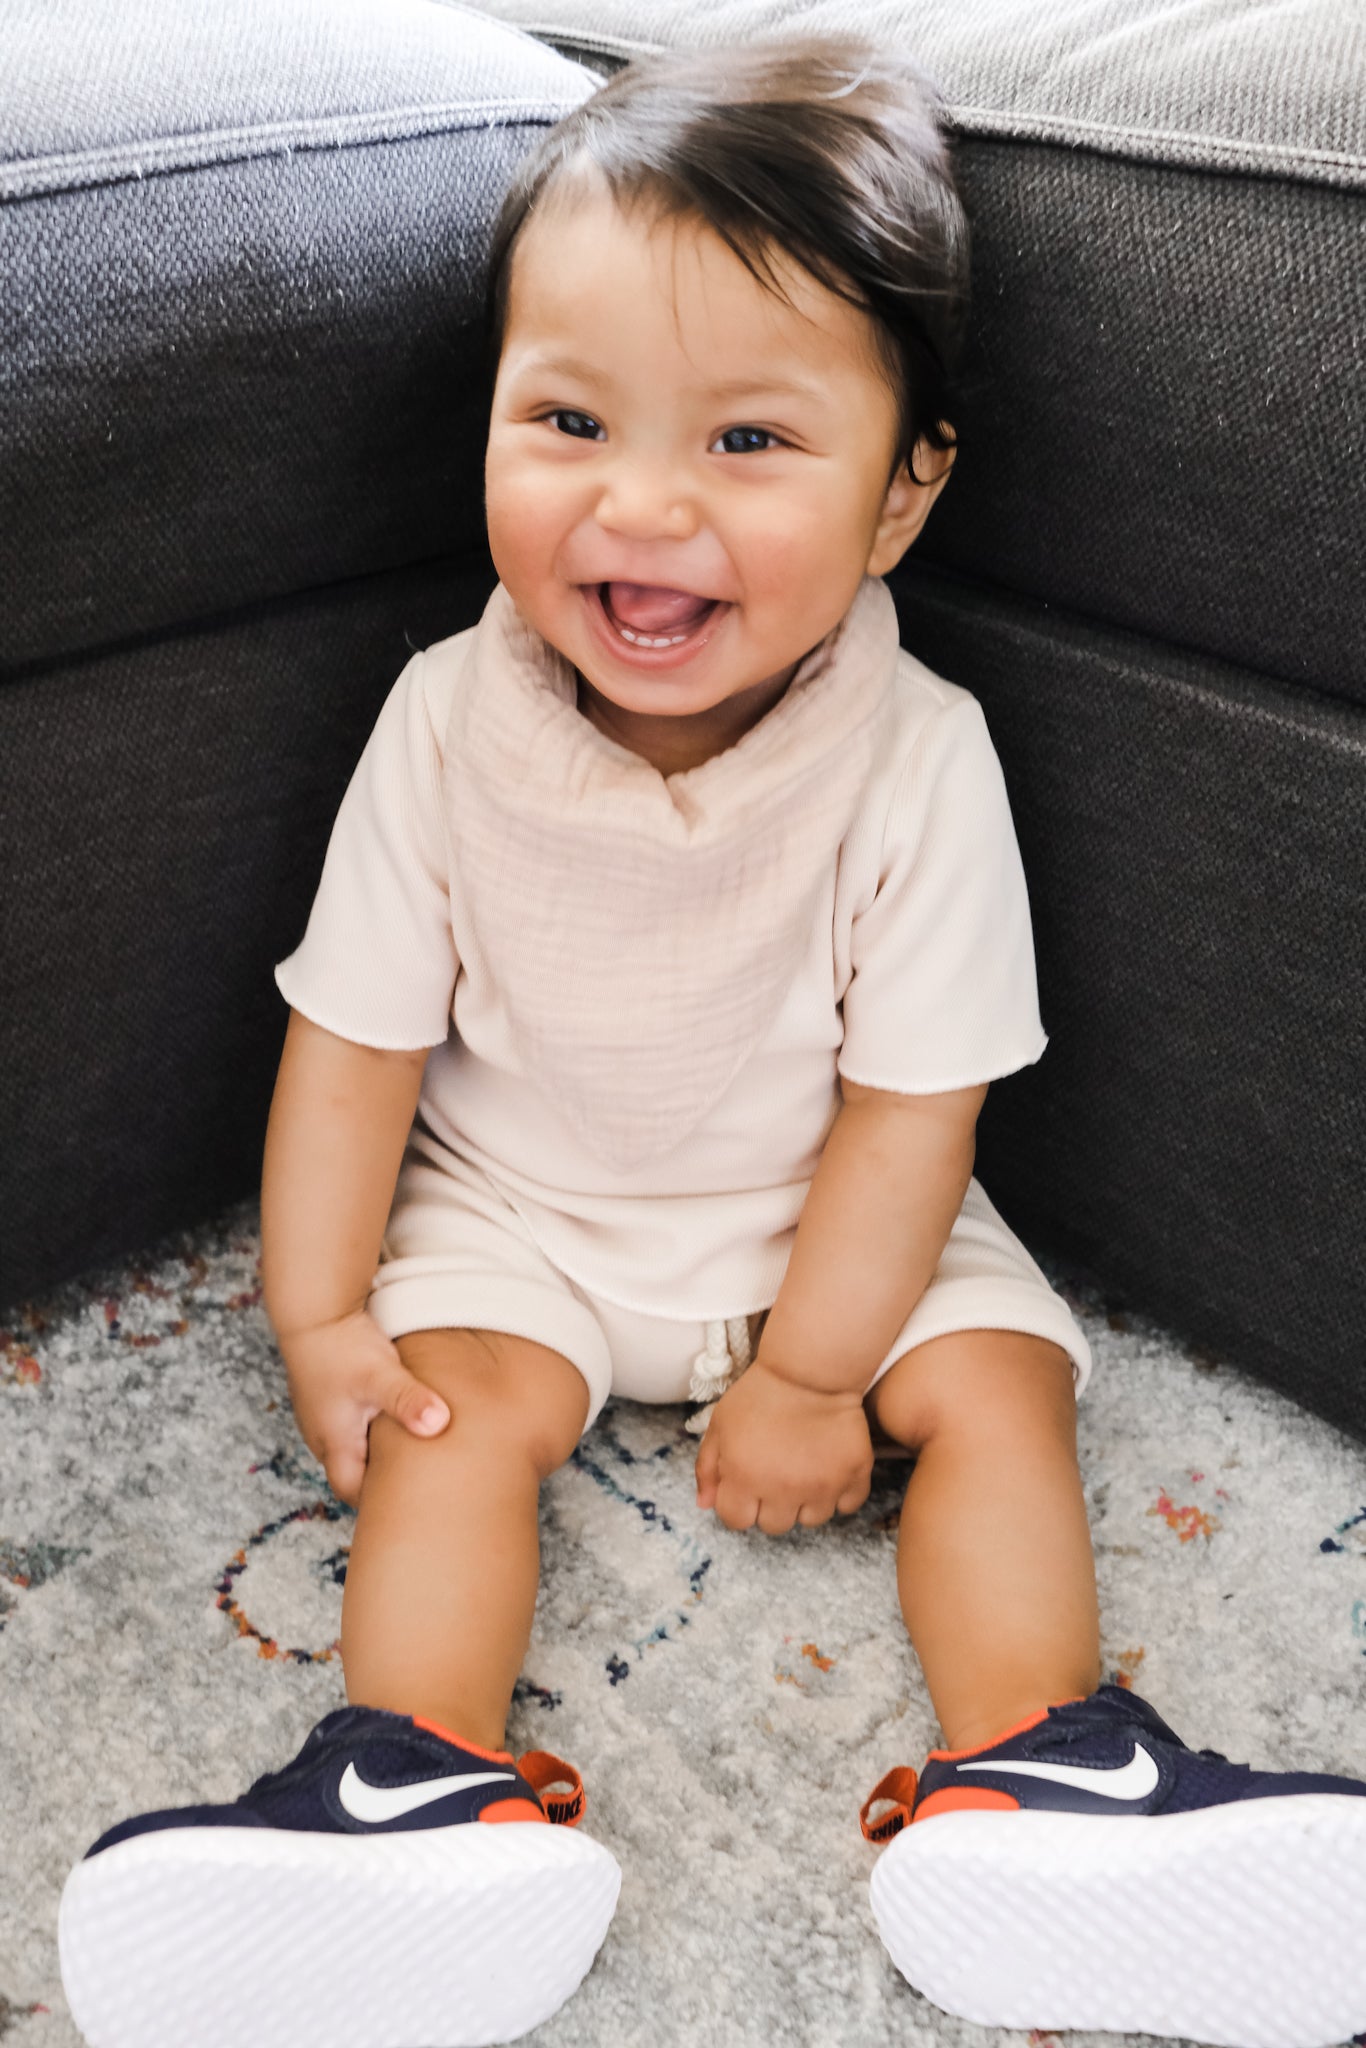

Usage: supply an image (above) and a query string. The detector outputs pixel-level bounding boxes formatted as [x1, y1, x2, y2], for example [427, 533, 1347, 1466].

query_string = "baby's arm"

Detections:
[694, 1077, 985, 1532]
[757, 1075, 985, 1392]
[261, 1009, 449, 1506]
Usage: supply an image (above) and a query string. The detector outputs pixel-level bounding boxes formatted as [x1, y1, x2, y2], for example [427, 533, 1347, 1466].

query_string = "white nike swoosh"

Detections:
[957, 1740, 1161, 1801]
[337, 1761, 517, 1824]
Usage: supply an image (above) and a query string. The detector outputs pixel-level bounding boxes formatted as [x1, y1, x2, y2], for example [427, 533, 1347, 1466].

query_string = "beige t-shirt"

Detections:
[275, 580, 1047, 1319]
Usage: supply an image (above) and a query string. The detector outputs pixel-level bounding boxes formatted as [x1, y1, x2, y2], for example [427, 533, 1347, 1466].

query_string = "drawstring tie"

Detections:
[685, 1315, 754, 1435]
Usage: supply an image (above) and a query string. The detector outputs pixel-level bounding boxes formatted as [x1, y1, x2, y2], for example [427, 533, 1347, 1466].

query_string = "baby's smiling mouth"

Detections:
[598, 580, 721, 648]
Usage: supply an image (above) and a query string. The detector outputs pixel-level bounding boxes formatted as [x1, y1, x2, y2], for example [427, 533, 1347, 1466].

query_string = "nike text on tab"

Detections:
[956, 1741, 1161, 1801]
[337, 1762, 517, 1824]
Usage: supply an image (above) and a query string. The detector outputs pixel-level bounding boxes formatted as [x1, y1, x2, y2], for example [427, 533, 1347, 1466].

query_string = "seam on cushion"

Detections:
[512, 23, 664, 59]
[0, 544, 496, 692]
[948, 104, 1366, 191]
[0, 95, 582, 204]
[898, 562, 1366, 752]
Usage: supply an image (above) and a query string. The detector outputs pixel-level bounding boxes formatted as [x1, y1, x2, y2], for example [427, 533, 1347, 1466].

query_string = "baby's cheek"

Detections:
[746, 512, 856, 616]
[483, 459, 532, 531]
[741, 515, 809, 589]
[485, 474, 559, 581]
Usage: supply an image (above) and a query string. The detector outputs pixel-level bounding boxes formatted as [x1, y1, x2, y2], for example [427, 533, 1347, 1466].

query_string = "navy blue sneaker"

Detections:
[862, 1685, 1366, 2047]
[59, 1705, 620, 2048]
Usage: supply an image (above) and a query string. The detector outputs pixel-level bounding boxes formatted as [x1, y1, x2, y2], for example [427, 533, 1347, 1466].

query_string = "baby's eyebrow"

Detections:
[517, 352, 608, 386]
[514, 352, 826, 410]
[706, 375, 827, 406]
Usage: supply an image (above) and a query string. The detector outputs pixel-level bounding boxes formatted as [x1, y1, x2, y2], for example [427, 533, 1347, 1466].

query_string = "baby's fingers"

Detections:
[694, 1426, 721, 1509]
[796, 1497, 834, 1528]
[370, 1352, 450, 1440]
[836, 1469, 872, 1517]
[756, 1497, 802, 1536]
[714, 1480, 762, 1531]
[321, 1434, 368, 1510]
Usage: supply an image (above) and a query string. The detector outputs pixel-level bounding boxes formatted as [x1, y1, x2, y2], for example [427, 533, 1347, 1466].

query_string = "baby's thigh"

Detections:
[369, 1136, 616, 1437]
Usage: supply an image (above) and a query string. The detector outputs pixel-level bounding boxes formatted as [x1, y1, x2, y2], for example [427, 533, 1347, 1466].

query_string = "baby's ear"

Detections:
[866, 437, 955, 576]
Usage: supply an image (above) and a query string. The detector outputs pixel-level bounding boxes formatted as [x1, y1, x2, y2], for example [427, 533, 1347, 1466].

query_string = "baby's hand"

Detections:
[693, 1358, 873, 1535]
[278, 1309, 450, 1508]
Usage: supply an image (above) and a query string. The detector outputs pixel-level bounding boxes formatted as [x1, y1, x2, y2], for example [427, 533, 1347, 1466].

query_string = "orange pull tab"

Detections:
[859, 1766, 918, 1843]
[519, 1750, 586, 1828]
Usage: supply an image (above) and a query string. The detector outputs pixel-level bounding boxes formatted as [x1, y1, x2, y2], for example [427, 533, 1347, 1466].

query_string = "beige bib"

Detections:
[443, 578, 900, 1173]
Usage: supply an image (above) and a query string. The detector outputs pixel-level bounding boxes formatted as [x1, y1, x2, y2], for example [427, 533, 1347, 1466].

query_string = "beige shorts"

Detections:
[370, 1141, 1093, 1434]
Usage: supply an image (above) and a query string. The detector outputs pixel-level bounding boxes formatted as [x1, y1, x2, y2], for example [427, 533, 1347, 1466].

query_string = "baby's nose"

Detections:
[594, 460, 697, 541]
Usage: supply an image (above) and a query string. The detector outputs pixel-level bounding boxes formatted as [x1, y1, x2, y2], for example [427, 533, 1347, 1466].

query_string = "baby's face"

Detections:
[485, 183, 947, 771]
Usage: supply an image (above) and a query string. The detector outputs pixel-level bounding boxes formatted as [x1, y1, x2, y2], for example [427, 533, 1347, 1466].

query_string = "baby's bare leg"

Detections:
[866, 1328, 1100, 1753]
[341, 1327, 590, 1752]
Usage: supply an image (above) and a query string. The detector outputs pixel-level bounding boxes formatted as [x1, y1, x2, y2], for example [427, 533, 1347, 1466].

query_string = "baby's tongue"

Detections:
[605, 581, 712, 634]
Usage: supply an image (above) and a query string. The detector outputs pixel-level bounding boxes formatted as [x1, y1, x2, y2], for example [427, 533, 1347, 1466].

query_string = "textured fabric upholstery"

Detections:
[473, 0, 1362, 174]
[2, 556, 497, 1298]
[891, 560, 1366, 1442]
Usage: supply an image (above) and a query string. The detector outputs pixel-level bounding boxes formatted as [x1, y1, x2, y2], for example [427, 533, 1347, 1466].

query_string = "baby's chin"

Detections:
[573, 651, 806, 783]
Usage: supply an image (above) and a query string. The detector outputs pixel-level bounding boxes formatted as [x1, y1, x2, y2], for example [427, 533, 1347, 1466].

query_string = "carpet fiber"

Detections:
[3, 1202, 1365, 2047]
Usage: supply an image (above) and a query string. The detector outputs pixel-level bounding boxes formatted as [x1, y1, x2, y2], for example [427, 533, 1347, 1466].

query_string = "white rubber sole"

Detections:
[870, 1793, 1366, 2048]
[59, 1819, 621, 2047]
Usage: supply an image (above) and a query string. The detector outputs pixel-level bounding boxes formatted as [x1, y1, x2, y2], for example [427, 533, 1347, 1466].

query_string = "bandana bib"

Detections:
[443, 578, 900, 1172]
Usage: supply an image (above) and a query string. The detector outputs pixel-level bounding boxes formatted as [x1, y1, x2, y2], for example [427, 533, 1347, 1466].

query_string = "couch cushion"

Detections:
[890, 553, 1366, 1443]
[459, 0, 1366, 711]
[0, 0, 594, 674]
[466, 0, 1364, 176]
[1, 551, 498, 1303]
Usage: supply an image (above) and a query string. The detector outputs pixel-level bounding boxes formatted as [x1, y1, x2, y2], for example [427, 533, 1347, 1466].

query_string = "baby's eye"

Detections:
[714, 426, 779, 455]
[549, 408, 603, 440]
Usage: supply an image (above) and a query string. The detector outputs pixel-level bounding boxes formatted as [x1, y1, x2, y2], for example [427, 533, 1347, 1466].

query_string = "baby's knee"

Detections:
[870, 1329, 1077, 1454]
[395, 1327, 590, 1479]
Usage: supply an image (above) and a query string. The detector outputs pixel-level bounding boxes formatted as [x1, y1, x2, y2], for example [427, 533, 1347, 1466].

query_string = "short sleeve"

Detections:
[837, 692, 1048, 1094]
[274, 651, 458, 1049]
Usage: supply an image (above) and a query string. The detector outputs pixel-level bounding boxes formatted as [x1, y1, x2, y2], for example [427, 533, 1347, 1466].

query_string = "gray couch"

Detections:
[3, 0, 1363, 1440]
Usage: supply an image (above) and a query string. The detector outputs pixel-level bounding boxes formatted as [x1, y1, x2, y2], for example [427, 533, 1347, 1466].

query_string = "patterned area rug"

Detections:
[3, 1202, 1365, 2048]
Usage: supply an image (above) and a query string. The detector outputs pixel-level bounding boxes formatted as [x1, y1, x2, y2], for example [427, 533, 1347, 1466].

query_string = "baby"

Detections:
[60, 37, 1366, 2048]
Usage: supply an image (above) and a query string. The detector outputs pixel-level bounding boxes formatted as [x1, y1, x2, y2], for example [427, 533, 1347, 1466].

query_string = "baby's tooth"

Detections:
[618, 623, 689, 647]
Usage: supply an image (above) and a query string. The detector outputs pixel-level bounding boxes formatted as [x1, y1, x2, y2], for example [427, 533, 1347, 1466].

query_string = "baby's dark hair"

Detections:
[485, 38, 970, 480]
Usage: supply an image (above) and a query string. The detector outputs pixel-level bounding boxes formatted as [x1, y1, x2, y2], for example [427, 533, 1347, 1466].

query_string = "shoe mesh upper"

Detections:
[914, 1685, 1366, 1818]
[84, 1706, 536, 1859]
